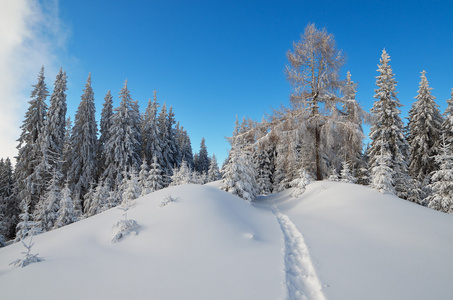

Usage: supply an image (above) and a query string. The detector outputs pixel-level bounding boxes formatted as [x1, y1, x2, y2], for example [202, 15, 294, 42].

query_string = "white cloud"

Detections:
[0, 0, 68, 162]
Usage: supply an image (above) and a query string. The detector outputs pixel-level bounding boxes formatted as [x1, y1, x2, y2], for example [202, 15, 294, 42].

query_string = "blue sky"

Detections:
[2, 0, 453, 163]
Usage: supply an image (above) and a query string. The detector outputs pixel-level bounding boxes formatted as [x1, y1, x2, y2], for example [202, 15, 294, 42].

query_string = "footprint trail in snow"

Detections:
[272, 206, 326, 300]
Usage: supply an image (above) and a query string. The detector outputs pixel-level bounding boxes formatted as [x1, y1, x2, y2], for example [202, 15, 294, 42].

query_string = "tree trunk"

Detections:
[315, 122, 322, 180]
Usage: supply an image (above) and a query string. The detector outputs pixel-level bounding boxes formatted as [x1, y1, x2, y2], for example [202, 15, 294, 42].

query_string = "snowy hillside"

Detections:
[1, 182, 453, 300]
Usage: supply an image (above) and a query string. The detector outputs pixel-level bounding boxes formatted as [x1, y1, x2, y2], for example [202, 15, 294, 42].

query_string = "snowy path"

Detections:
[272, 205, 326, 300]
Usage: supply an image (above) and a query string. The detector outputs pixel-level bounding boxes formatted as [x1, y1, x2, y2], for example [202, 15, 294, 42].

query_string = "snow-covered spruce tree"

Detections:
[68, 73, 98, 208]
[54, 182, 77, 228]
[33, 68, 68, 205]
[34, 170, 61, 231]
[15, 201, 39, 242]
[207, 154, 221, 182]
[285, 23, 346, 180]
[86, 182, 109, 217]
[15, 66, 48, 213]
[157, 103, 172, 183]
[327, 166, 339, 181]
[148, 155, 164, 193]
[103, 80, 142, 190]
[11, 200, 42, 267]
[123, 171, 141, 202]
[340, 160, 356, 183]
[368, 49, 414, 200]
[254, 149, 272, 195]
[176, 124, 194, 169]
[62, 117, 73, 178]
[407, 71, 443, 183]
[141, 91, 163, 166]
[82, 182, 96, 216]
[426, 138, 453, 214]
[0, 198, 7, 246]
[170, 159, 192, 186]
[291, 168, 310, 198]
[339, 71, 367, 168]
[0, 158, 19, 240]
[10, 215, 42, 268]
[138, 159, 149, 196]
[194, 138, 210, 174]
[442, 89, 453, 145]
[112, 174, 140, 243]
[222, 137, 258, 202]
[98, 90, 114, 179]
[167, 106, 181, 170]
[370, 145, 395, 195]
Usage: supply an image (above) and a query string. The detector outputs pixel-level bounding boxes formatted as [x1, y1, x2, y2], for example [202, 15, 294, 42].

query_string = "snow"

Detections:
[2, 181, 453, 299]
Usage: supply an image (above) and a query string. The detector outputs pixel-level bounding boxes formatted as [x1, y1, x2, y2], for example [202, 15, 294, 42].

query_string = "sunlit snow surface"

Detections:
[1, 181, 453, 299]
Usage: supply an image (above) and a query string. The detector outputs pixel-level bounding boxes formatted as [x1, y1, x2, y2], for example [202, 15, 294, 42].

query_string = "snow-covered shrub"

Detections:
[159, 194, 178, 208]
[10, 226, 42, 268]
[291, 168, 311, 198]
[340, 161, 356, 183]
[327, 167, 339, 182]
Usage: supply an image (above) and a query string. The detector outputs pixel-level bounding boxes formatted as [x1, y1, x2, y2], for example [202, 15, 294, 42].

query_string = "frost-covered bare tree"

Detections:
[285, 23, 346, 180]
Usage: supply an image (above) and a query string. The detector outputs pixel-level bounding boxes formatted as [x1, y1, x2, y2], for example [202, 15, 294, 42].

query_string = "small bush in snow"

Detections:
[159, 194, 178, 207]
[111, 185, 139, 243]
[10, 226, 42, 268]
[111, 219, 139, 243]
[291, 168, 311, 198]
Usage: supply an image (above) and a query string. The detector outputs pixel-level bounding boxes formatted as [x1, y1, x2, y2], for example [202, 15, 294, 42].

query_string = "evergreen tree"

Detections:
[34, 170, 61, 231]
[68, 73, 98, 207]
[327, 167, 339, 181]
[15, 66, 48, 212]
[442, 89, 453, 145]
[138, 159, 149, 196]
[141, 91, 162, 166]
[62, 117, 73, 177]
[291, 168, 310, 198]
[33, 68, 68, 204]
[254, 150, 272, 195]
[339, 71, 366, 167]
[82, 182, 96, 216]
[426, 138, 453, 214]
[167, 106, 181, 169]
[368, 49, 410, 199]
[0, 158, 18, 239]
[0, 212, 5, 246]
[207, 154, 221, 182]
[103, 80, 142, 190]
[340, 160, 356, 183]
[195, 138, 210, 174]
[54, 182, 77, 228]
[170, 160, 192, 186]
[122, 171, 141, 203]
[222, 137, 258, 201]
[407, 71, 443, 182]
[176, 123, 194, 169]
[87, 182, 109, 217]
[371, 146, 395, 195]
[98, 90, 114, 178]
[15, 201, 38, 242]
[148, 156, 164, 193]
[157, 103, 172, 182]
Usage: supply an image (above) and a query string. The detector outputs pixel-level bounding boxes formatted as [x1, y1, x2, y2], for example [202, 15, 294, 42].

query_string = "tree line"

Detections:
[0, 69, 220, 245]
[221, 24, 453, 216]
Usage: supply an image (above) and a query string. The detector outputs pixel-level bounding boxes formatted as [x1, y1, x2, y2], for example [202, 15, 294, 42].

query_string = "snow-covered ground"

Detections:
[1, 181, 453, 300]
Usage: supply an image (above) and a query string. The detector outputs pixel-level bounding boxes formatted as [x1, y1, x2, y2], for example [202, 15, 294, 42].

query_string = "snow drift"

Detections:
[1, 181, 453, 300]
